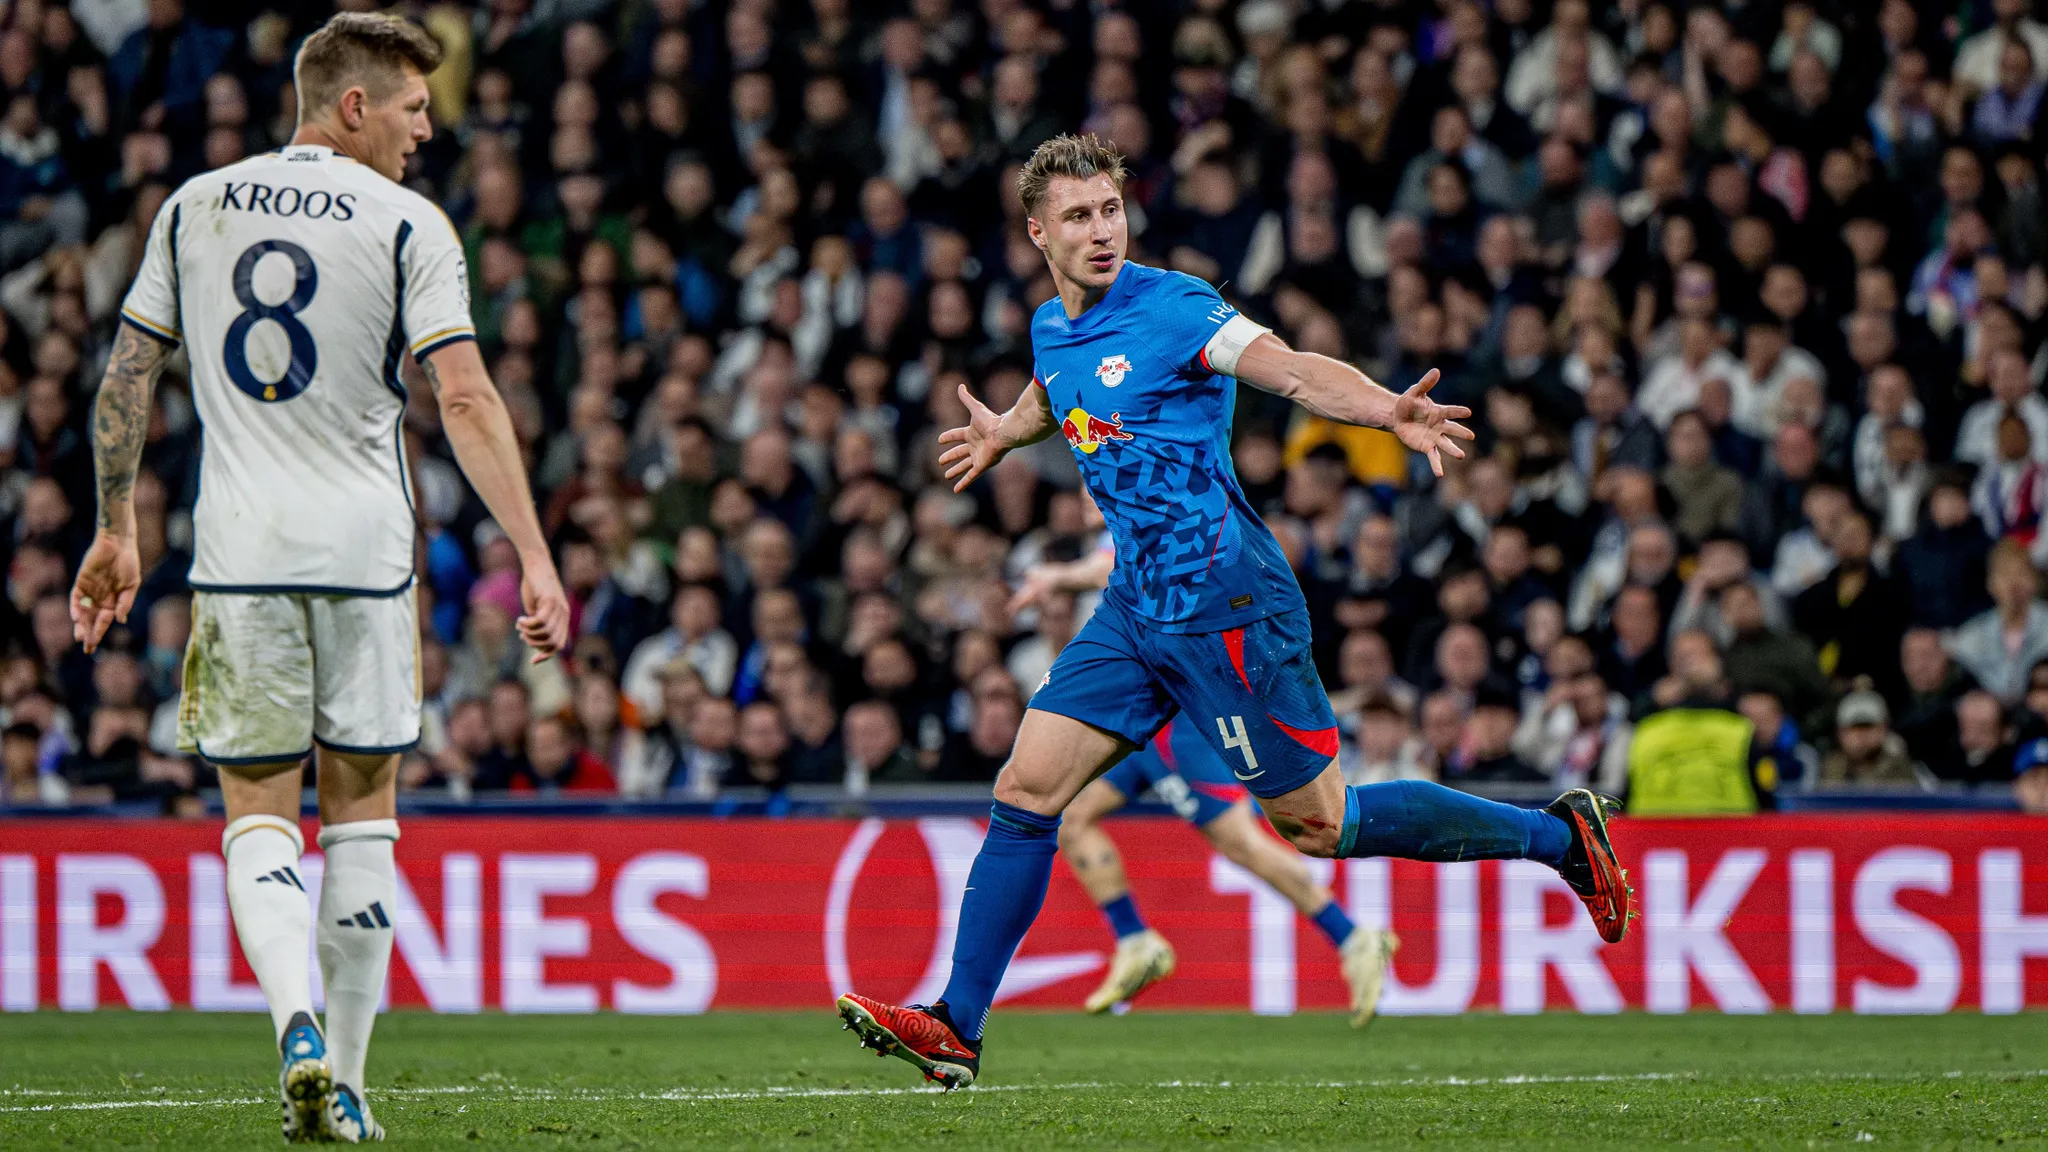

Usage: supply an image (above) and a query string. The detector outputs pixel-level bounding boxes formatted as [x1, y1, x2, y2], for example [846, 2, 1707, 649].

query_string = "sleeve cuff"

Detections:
[120, 311, 181, 346]
[411, 330, 476, 358]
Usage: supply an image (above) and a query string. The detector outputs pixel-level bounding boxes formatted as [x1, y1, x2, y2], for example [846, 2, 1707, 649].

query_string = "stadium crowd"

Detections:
[0, 0, 2046, 814]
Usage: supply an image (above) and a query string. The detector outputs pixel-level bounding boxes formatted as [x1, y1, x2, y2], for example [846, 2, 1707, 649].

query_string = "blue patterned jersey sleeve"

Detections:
[1141, 272, 1240, 375]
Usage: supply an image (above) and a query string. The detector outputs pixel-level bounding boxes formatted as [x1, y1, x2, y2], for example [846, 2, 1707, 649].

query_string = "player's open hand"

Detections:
[517, 563, 571, 664]
[937, 383, 1009, 494]
[70, 531, 141, 653]
[1389, 369, 1475, 478]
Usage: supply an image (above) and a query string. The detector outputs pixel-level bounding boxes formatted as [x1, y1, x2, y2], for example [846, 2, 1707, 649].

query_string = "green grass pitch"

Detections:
[1, 1012, 2041, 1149]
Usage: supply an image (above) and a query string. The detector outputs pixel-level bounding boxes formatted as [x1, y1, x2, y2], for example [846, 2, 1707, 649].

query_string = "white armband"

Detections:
[1199, 314, 1271, 377]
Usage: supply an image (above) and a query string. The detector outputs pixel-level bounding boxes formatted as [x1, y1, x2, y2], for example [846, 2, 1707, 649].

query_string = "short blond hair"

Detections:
[1017, 134, 1127, 217]
[294, 12, 443, 119]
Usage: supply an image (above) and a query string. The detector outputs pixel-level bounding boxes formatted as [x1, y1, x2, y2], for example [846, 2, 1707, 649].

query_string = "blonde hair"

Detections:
[294, 12, 444, 120]
[1016, 134, 1127, 217]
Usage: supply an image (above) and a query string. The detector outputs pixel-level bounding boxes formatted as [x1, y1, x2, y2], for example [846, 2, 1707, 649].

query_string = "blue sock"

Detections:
[1100, 893, 1146, 939]
[940, 801, 1061, 1041]
[1310, 901, 1356, 948]
[1336, 781, 1570, 866]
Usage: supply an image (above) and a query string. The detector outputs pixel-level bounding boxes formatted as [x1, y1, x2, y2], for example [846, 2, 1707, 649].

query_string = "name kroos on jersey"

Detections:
[218, 181, 359, 220]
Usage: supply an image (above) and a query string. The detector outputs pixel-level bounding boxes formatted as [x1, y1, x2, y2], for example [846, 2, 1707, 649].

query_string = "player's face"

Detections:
[1028, 174, 1127, 293]
[360, 66, 432, 182]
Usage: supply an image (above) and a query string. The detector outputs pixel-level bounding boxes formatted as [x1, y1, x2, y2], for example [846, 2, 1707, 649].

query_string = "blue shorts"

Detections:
[1030, 597, 1339, 799]
[1099, 718, 1248, 826]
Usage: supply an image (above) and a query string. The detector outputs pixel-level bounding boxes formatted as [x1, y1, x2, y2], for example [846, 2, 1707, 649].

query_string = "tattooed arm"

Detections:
[422, 339, 569, 660]
[92, 324, 173, 533]
[71, 324, 174, 649]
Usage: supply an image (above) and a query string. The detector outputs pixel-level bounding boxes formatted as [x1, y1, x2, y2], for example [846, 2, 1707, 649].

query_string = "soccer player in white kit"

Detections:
[69, 14, 569, 1143]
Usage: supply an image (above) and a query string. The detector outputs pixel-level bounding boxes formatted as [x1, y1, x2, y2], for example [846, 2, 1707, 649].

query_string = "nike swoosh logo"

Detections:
[1232, 769, 1265, 781]
[1041, 371, 1059, 386]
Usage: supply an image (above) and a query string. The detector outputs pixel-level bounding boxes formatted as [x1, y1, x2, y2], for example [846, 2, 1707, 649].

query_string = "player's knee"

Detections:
[993, 769, 1059, 815]
[1055, 818, 1087, 851]
[1275, 821, 1343, 858]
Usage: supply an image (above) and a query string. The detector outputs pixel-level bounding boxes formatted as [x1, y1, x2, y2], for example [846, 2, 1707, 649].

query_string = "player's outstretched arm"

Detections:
[938, 379, 1057, 493]
[1232, 333, 1475, 477]
[71, 324, 173, 651]
[423, 341, 569, 662]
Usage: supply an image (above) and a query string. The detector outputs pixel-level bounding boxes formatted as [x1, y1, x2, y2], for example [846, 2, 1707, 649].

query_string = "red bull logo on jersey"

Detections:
[1095, 354, 1133, 388]
[1062, 407, 1135, 454]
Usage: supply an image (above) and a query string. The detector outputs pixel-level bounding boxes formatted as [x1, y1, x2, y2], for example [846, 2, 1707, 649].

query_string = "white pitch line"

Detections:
[4, 1068, 2043, 1115]
[0, 1097, 264, 1114]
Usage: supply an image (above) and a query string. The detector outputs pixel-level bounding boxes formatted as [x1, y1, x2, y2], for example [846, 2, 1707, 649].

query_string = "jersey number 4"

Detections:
[1217, 715, 1261, 779]
[223, 239, 319, 403]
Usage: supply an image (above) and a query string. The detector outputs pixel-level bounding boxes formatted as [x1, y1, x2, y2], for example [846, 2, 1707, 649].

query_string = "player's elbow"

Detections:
[435, 379, 500, 425]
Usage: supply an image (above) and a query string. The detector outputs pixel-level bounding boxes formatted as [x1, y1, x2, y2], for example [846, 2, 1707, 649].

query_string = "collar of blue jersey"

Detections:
[1058, 259, 1136, 331]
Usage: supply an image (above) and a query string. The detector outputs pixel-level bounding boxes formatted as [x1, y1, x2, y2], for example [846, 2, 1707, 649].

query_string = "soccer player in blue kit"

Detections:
[837, 135, 1632, 1088]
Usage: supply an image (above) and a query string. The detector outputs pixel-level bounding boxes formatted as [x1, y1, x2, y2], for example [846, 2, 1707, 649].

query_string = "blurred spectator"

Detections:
[667, 695, 736, 800]
[1348, 693, 1429, 784]
[1948, 689, 2017, 784]
[1819, 688, 1918, 788]
[1661, 410, 1743, 546]
[519, 715, 615, 794]
[944, 668, 1022, 781]
[843, 699, 915, 788]
[1446, 678, 1544, 783]
[1721, 579, 1830, 725]
[1415, 689, 1466, 778]
[0, 721, 45, 805]
[1529, 663, 1632, 793]
[622, 584, 738, 721]
[1947, 542, 2048, 707]
[1791, 509, 1906, 695]
[472, 679, 534, 792]
[1737, 689, 1818, 800]
[1895, 473, 1996, 629]
[733, 700, 791, 793]
[1896, 627, 1978, 767]
[1594, 583, 1667, 702]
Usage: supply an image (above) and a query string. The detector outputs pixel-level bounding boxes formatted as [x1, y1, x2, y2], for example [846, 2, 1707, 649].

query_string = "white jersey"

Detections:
[121, 143, 475, 594]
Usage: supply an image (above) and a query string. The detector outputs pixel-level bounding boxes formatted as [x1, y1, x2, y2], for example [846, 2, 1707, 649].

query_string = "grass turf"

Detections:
[0, 1011, 2041, 1149]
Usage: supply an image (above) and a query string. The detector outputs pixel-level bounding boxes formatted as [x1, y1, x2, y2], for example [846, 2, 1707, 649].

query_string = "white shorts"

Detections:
[177, 590, 421, 766]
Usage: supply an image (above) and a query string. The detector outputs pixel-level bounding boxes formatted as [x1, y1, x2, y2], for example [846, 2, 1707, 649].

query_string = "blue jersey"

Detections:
[1031, 262, 1303, 633]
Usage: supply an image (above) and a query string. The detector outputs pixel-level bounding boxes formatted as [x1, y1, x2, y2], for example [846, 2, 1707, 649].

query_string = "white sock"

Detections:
[316, 820, 399, 1091]
[223, 815, 315, 1044]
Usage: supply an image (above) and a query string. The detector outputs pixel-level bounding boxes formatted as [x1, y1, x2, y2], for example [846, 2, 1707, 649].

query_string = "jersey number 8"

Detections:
[223, 239, 319, 403]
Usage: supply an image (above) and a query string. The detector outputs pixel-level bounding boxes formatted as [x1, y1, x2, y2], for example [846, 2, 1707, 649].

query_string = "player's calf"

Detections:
[223, 812, 318, 1040]
[314, 819, 399, 1092]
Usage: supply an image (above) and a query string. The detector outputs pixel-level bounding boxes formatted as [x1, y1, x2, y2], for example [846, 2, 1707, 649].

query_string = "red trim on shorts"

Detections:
[1270, 716, 1340, 757]
[1223, 628, 1253, 692]
[1192, 781, 1248, 805]
[1153, 719, 1179, 769]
